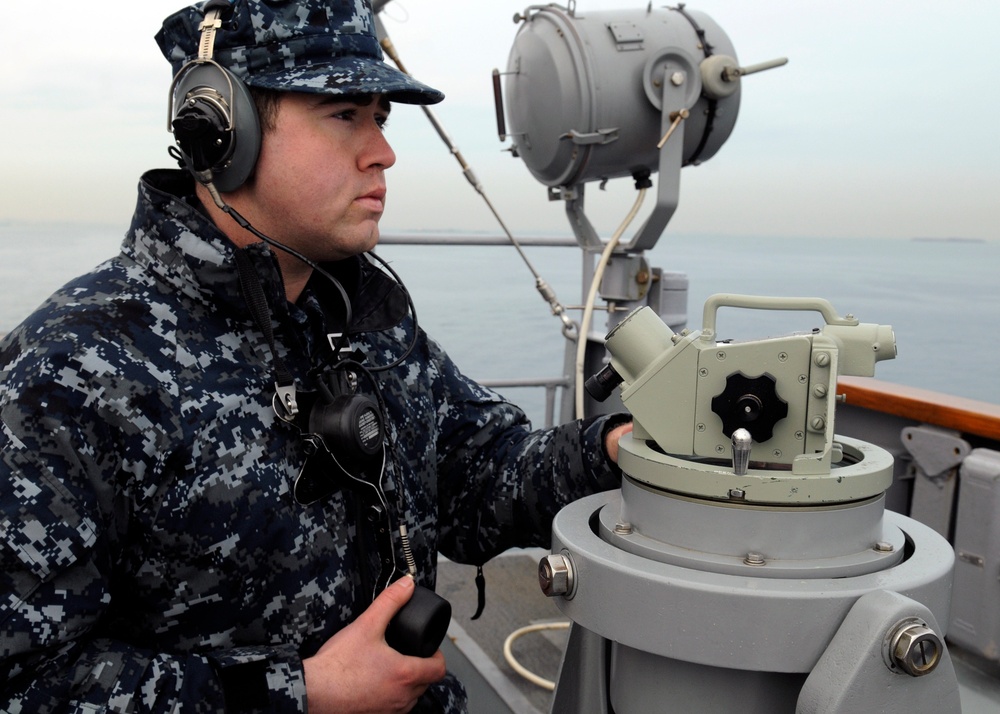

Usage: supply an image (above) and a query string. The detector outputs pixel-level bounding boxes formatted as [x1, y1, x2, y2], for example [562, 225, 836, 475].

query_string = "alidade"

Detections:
[544, 295, 960, 714]
[590, 295, 898, 501]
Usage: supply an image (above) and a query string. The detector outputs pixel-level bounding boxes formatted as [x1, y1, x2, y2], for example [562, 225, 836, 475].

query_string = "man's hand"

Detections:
[604, 421, 634, 464]
[303, 576, 447, 713]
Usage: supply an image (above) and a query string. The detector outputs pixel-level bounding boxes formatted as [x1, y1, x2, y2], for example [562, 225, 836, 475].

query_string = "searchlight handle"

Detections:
[700, 55, 788, 99]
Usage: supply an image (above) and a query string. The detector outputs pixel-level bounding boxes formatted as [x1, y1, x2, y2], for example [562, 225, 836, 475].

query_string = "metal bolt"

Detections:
[670, 71, 685, 86]
[368, 504, 386, 523]
[778, 352, 788, 362]
[728, 488, 746, 500]
[744, 552, 766, 566]
[614, 522, 633, 536]
[810, 416, 827, 432]
[717, 350, 727, 361]
[699, 368, 709, 377]
[874, 541, 895, 553]
[888, 620, 943, 677]
[814, 352, 831, 368]
[813, 384, 828, 398]
[538, 554, 575, 598]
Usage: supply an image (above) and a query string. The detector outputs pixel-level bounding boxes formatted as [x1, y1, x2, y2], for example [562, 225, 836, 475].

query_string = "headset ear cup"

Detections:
[170, 62, 261, 192]
[219, 74, 261, 192]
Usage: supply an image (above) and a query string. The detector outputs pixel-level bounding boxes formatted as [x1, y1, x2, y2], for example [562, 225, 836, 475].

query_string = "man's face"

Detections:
[231, 92, 395, 263]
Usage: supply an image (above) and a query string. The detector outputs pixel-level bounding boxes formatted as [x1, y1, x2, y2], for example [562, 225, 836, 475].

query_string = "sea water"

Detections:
[382, 235, 1000, 424]
[2, 223, 997, 426]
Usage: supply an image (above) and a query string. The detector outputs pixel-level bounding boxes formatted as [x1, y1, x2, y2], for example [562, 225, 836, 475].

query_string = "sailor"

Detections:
[0, 1, 630, 712]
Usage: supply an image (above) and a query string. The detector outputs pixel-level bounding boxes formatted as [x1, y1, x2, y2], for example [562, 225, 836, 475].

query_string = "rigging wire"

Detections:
[377, 32, 578, 339]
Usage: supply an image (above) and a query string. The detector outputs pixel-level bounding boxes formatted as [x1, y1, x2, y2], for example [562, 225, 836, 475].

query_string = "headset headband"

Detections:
[198, 8, 224, 60]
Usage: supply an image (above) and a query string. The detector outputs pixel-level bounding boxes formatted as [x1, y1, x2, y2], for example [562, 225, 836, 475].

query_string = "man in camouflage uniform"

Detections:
[0, 1, 630, 712]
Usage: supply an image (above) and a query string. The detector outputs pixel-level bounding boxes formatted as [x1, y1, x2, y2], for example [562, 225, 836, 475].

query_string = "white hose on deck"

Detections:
[502, 621, 571, 691]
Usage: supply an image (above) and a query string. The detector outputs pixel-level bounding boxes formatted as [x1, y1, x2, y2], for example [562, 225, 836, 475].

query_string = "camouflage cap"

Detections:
[155, 0, 444, 104]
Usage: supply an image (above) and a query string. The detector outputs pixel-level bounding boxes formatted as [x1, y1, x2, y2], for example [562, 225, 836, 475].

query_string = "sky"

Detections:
[1, 0, 998, 241]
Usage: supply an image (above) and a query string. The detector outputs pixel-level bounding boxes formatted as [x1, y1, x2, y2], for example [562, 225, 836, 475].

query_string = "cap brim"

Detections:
[244, 55, 444, 105]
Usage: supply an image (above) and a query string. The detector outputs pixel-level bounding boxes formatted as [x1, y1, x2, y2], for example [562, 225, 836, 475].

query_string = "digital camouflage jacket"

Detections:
[0, 169, 623, 713]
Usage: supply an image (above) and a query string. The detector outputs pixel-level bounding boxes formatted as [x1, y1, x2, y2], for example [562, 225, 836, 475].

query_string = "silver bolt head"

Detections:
[889, 621, 943, 677]
[538, 554, 574, 598]
[614, 522, 633, 536]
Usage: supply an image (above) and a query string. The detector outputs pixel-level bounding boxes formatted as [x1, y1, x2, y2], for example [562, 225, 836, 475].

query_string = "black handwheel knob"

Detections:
[710, 371, 788, 443]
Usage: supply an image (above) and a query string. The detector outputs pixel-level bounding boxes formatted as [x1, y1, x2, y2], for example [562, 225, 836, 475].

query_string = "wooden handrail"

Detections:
[838, 376, 1000, 441]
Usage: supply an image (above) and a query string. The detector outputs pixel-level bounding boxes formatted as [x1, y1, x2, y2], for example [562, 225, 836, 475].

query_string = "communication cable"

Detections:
[573, 188, 647, 419]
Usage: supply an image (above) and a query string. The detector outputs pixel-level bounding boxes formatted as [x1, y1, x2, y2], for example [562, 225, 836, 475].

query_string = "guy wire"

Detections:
[378, 30, 577, 339]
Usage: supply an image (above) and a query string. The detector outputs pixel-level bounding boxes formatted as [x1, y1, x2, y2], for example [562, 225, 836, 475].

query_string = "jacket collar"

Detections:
[128, 169, 408, 337]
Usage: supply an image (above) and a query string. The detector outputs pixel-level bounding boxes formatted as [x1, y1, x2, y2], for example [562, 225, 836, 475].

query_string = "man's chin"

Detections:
[360, 225, 381, 252]
[318, 227, 380, 262]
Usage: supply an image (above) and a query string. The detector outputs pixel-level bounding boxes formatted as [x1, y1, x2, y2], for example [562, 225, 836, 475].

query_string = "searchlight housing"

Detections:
[496, 2, 786, 251]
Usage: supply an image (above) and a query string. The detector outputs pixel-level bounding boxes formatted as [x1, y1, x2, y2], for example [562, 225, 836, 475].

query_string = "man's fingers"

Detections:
[361, 575, 416, 632]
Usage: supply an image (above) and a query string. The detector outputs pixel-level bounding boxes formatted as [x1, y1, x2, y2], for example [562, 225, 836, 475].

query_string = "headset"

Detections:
[168, 0, 260, 193]
[166, 0, 451, 656]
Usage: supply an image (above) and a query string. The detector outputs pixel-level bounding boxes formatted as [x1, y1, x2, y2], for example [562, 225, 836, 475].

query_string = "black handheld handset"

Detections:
[385, 582, 452, 658]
